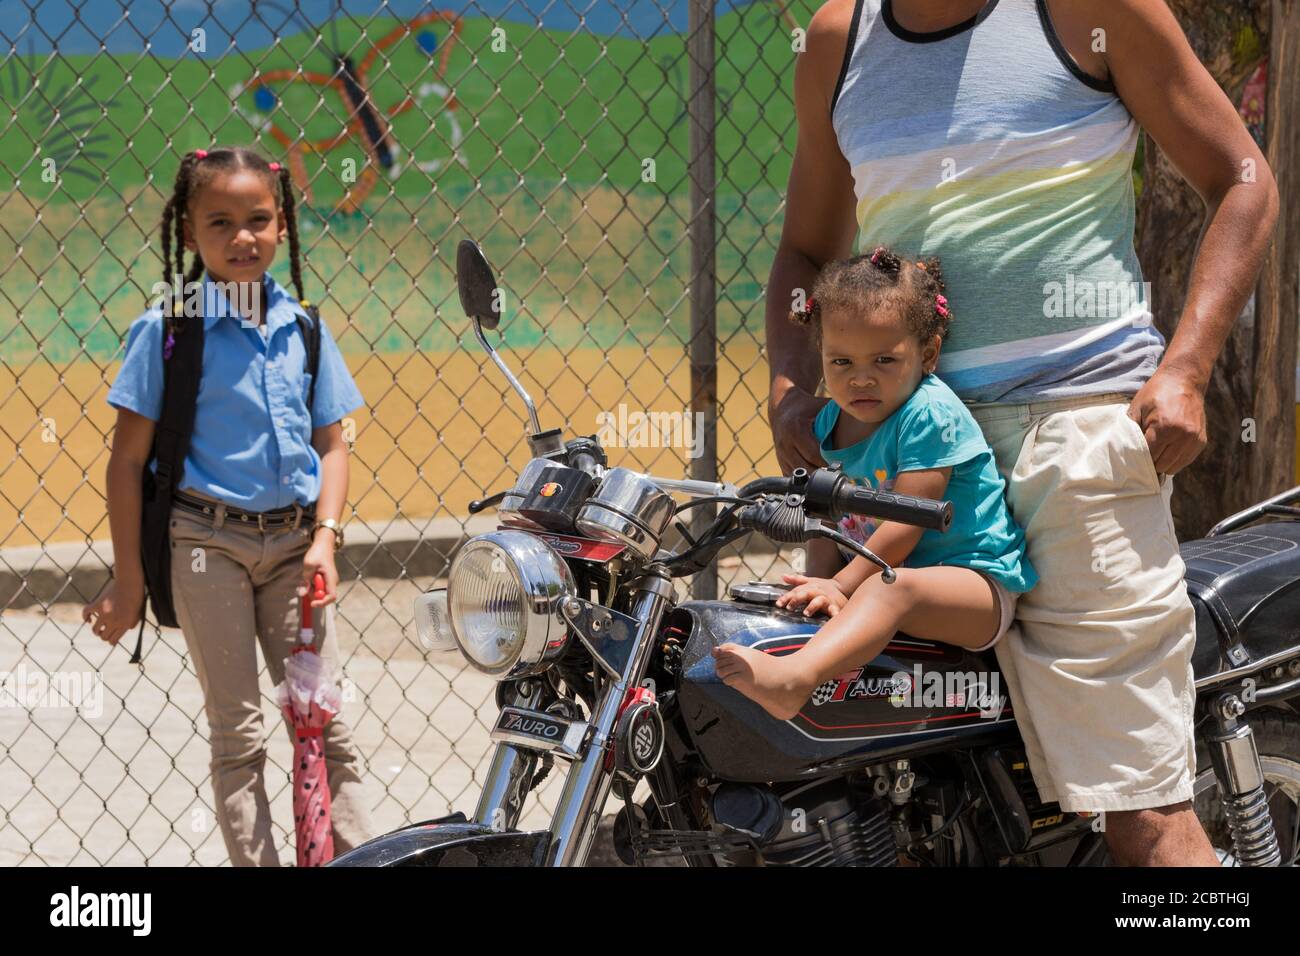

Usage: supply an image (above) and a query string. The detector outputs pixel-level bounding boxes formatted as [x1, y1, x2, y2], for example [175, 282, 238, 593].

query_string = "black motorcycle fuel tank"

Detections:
[671, 599, 1019, 783]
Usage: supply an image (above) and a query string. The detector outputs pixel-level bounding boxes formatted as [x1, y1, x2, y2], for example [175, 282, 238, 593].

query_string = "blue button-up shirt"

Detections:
[107, 276, 364, 511]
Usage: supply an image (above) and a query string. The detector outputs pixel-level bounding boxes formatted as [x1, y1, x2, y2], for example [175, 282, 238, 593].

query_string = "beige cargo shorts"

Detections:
[967, 391, 1197, 813]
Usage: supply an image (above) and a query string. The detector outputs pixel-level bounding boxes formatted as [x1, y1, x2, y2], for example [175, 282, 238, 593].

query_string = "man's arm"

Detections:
[767, 0, 860, 474]
[1092, 0, 1280, 475]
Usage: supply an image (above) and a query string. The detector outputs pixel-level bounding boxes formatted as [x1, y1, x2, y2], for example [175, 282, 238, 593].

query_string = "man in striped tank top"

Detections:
[766, 0, 1278, 865]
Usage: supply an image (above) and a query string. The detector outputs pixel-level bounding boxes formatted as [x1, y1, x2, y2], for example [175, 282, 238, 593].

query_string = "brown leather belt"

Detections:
[173, 490, 314, 530]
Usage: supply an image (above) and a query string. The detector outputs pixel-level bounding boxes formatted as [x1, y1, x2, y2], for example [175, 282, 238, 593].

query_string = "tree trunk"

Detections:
[1258, 0, 1300, 505]
[1134, 0, 1296, 540]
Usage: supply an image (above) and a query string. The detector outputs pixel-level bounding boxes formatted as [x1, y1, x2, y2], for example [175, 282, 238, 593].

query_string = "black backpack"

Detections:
[129, 305, 322, 663]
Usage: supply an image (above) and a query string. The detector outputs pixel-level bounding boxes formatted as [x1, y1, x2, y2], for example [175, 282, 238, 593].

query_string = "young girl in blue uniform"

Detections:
[715, 246, 1038, 721]
[82, 146, 373, 864]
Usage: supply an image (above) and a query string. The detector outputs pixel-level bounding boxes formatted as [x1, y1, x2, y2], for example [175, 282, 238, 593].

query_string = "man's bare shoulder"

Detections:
[1048, 0, 1205, 85]
[808, 0, 858, 55]
[808, 0, 858, 37]
[803, 0, 859, 105]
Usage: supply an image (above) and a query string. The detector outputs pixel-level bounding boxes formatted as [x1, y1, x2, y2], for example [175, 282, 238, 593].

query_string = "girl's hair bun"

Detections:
[797, 244, 954, 347]
[868, 245, 902, 276]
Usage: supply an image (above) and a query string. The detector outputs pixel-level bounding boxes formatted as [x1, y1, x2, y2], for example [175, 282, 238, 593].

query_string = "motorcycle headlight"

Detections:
[447, 530, 575, 678]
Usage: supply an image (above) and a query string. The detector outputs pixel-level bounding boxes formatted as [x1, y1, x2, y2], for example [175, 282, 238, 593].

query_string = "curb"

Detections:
[0, 515, 496, 612]
[1, 514, 781, 611]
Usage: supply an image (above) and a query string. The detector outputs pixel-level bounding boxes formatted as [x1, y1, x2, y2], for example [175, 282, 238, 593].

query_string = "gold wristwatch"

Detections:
[314, 517, 344, 551]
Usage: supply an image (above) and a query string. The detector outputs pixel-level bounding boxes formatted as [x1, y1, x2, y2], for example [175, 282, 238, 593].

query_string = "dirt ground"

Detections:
[0, 552, 794, 866]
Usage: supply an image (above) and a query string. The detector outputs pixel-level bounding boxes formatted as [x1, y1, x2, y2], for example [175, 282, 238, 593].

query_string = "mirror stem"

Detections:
[473, 319, 543, 437]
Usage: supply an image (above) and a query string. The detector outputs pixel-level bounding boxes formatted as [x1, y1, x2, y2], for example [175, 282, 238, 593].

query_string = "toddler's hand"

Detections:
[776, 573, 849, 618]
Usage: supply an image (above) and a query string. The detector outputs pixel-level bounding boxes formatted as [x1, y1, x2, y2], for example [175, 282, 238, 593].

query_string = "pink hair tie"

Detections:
[806, 295, 815, 313]
[870, 246, 883, 265]
[936, 305, 950, 317]
[269, 162, 281, 171]
[936, 294, 947, 306]
[194, 149, 208, 159]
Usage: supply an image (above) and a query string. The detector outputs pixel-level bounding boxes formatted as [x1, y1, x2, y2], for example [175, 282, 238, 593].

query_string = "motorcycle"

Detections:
[329, 240, 1300, 867]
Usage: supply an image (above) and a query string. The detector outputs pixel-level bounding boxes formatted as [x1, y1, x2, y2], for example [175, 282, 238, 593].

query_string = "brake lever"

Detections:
[809, 523, 897, 584]
[468, 490, 509, 514]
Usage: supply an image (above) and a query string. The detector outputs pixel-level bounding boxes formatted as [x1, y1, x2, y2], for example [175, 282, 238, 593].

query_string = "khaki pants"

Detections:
[968, 392, 1197, 813]
[169, 497, 374, 865]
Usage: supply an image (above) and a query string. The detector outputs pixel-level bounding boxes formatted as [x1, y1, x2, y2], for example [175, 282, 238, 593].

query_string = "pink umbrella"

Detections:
[275, 571, 341, 867]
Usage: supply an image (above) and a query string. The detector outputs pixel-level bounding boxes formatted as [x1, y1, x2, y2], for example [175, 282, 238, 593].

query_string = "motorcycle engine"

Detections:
[712, 777, 898, 867]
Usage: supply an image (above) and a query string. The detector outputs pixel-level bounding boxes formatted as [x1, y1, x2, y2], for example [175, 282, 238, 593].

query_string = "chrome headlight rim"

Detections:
[447, 530, 576, 678]
[413, 586, 456, 652]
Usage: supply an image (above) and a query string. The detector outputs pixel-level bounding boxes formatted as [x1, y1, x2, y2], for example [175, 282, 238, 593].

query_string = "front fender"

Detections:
[327, 815, 551, 867]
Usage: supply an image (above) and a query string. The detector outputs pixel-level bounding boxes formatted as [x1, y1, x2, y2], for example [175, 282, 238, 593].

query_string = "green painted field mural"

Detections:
[0, 1, 812, 364]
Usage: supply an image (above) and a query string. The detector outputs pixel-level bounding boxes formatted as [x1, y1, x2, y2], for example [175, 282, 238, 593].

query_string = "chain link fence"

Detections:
[0, 0, 811, 864]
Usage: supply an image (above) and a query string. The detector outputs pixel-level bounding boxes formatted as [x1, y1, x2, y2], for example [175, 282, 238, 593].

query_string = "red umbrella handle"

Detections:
[301, 571, 326, 630]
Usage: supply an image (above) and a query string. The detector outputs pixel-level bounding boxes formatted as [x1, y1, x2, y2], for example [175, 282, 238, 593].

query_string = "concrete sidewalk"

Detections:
[1, 549, 782, 865]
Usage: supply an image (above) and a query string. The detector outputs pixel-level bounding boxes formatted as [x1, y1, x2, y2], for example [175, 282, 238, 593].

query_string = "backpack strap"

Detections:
[152, 312, 205, 515]
[131, 310, 205, 663]
[295, 303, 323, 422]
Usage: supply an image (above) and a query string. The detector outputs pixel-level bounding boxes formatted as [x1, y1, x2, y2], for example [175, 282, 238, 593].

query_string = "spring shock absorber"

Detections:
[1206, 692, 1281, 866]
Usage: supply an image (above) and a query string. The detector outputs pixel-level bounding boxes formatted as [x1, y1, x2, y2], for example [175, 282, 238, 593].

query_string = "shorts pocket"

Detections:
[1116, 410, 1161, 494]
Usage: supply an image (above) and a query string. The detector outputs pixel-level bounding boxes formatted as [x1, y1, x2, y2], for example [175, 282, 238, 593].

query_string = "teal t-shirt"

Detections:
[812, 373, 1038, 594]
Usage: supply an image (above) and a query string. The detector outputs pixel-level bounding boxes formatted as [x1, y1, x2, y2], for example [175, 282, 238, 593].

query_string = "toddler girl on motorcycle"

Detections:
[714, 246, 1038, 720]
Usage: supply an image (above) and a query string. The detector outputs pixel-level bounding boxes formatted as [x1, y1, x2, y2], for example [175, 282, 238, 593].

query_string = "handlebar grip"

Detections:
[833, 484, 953, 532]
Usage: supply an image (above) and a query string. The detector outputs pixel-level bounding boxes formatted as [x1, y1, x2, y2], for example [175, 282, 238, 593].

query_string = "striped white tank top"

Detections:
[830, 0, 1164, 404]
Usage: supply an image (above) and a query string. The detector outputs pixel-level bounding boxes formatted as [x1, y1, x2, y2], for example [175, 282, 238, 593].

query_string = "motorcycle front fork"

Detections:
[473, 566, 675, 866]
[1206, 690, 1282, 866]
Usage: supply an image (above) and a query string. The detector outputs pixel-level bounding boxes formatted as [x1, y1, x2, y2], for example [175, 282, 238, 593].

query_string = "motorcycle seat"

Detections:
[1179, 520, 1300, 681]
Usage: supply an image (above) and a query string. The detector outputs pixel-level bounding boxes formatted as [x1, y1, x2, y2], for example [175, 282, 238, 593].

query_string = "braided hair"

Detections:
[791, 245, 953, 354]
[157, 146, 308, 329]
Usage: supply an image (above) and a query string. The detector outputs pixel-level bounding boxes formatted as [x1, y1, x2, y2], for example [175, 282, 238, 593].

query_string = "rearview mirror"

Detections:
[456, 239, 500, 331]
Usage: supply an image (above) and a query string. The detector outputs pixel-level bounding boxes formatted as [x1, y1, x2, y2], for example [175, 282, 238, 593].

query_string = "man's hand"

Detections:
[82, 577, 146, 646]
[776, 573, 849, 618]
[1126, 366, 1207, 477]
[770, 385, 829, 475]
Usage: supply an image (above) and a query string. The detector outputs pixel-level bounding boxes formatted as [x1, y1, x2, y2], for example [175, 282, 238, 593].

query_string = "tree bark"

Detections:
[1257, 0, 1300, 507]
[1134, 0, 1295, 540]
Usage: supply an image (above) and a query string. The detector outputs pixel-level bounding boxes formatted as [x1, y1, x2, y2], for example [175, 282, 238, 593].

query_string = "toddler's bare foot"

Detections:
[712, 643, 817, 721]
